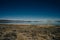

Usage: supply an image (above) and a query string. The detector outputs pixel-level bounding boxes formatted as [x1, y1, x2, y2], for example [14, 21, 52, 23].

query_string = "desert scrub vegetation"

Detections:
[0, 24, 60, 40]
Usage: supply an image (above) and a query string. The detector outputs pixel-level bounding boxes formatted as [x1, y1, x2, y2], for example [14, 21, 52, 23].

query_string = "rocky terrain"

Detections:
[0, 24, 60, 40]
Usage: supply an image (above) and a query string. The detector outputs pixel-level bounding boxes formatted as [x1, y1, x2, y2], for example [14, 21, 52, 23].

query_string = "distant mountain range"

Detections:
[0, 20, 60, 24]
[0, 20, 40, 23]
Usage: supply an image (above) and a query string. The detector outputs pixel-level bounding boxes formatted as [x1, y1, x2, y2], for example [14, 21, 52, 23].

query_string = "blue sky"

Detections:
[0, 0, 60, 20]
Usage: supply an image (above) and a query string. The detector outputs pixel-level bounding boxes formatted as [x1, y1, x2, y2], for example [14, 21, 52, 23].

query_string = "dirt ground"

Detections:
[0, 24, 60, 40]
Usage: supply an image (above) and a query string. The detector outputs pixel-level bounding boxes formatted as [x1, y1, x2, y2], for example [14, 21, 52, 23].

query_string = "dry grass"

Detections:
[0, 24, 60, 40]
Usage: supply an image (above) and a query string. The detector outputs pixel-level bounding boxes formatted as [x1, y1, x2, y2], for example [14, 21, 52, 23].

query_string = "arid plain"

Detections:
[0, 24, 60, 40]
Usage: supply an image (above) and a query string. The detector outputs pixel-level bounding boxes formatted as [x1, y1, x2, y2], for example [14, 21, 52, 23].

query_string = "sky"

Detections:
[0, 0, 60, 20]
